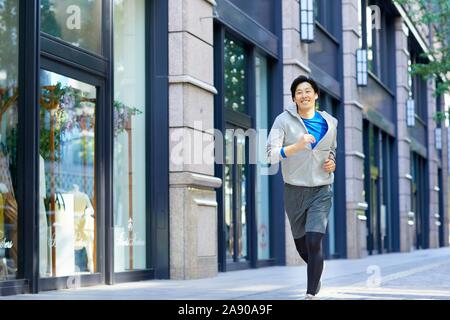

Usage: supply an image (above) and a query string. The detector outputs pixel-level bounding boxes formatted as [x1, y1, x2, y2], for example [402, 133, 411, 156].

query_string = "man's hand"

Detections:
[295, 134, 316, 151]
[283, 134, 316, 157]
[323, 158, 336, 173]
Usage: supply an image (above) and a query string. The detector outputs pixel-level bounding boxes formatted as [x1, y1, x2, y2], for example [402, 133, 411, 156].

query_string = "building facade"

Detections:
[0, 0, 448, 296]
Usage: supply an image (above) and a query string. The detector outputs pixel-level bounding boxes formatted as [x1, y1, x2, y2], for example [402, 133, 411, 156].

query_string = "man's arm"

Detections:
[329, 119, 338, 163]
[323, 118, 338, 173]
[266, 117, 285, 165]
[266, 118, 315, 164]
[282, 134, 316, 157]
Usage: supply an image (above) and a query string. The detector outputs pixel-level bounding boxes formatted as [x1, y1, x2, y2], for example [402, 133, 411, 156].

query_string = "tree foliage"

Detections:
[0, 0, 19, 83]
[395, 0, 450, 97]
[224, 38, 246, 113]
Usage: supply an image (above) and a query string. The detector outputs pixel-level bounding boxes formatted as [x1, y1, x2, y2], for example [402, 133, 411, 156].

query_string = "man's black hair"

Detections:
[290, 75, 319, 100]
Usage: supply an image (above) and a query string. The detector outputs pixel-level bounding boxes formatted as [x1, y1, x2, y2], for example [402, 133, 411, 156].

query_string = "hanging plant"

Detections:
[113, 100, 142, 137]
[39, 82, 142, 161]
[39, 82, 67, 162]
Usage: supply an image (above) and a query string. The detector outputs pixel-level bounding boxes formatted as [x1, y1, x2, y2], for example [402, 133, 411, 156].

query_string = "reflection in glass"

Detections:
[366, 6, 374, 72]
[236, 133, 247, 261]
[39, 70, 97, 278]
[224, 37, 246, 113]
[113, 0, 146, 272]
[0, 0, 19, 281]
[357, 0, 363, 48]
[40, 0, 102, 54]
[224, 129, 233, 261]
[255, 55, 270, 260]
[411, 153, 416, 247]
[224, 128, 249, 262]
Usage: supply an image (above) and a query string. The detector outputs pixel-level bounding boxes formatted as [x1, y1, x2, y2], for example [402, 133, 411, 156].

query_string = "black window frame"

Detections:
[410, 152, 429, 249]
[408, 36, 428, 125]
[314, 0, 340, 39]
[214, 21, 283, 272]
[37, 57, 107, 291]
[363, 121, 395, 255]
[436, 91, 444, 247]
[436, 92, 443, 159]
[1, 0, 170, 296]
[221, 31, 264, 271]
[360, 0, 396, 89]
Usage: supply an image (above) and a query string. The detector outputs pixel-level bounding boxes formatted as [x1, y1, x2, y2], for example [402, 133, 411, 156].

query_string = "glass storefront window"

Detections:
[39, 70, 97, 278]
[0, 0, 19, 281]
[236, 133, 247, 261]
[224, 127, 249, 262]
[366, 6, 374, 73]
[224, 37, 246, 113]
[113, 0, 146, 272]
[255, 55, 270, 260]
[358, 0, 363, 49]
[224, 129, 233, 261]
[40, 0, 102, 54]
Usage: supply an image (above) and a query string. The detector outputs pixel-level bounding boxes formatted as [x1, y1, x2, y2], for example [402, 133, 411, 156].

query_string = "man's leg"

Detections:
[294, 236, 308, 263]
[303, 185, 332, 296]
[305, 232, 324, 295]
[284, 184, 307, 263]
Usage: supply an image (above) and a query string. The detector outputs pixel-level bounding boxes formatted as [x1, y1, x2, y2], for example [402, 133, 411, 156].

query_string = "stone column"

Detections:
[394, 18, 413, 252]
[282, 0, 310, 266]
[342, 0, 367, 258]
[426, 78, 440, 248]
[168, 0, 222, 279]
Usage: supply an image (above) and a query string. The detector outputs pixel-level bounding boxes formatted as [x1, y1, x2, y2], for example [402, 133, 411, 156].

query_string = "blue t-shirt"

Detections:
[302, 112, 328, 149]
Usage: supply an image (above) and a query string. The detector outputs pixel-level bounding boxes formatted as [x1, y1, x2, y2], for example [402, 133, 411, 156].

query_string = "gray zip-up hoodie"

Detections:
[266, 104, 338, 187]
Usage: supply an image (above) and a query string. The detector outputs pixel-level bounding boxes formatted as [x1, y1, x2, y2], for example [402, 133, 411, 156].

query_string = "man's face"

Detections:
[294, 82, 318, 111]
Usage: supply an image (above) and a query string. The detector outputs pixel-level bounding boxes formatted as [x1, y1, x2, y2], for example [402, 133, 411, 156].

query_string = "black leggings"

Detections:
[294, 232, 324, 295]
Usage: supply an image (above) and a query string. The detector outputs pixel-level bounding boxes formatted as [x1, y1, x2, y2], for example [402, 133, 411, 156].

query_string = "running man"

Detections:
[266, 75, 338, 299]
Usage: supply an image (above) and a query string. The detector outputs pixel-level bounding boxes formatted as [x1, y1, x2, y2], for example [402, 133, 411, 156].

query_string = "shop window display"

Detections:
[39, 70, 97, 277]
[0, 0, 19, 281]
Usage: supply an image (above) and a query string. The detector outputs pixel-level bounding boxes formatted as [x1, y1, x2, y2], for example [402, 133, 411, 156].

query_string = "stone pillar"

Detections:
[394, 18, 413, 252]
[426, 78, 440, 248]
[342, 0, 367, 259]
[168, 0, 222, 279]
[282, 0, 309, 266]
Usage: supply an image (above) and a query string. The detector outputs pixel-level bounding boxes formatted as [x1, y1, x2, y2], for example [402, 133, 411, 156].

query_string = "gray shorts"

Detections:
[284, 183, 333, 238]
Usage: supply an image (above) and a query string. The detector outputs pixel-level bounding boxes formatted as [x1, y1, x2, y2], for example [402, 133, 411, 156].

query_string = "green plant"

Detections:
[395, 0, 450, 123]
[395, 0, 449, 96]
[113, 100, 142, 137]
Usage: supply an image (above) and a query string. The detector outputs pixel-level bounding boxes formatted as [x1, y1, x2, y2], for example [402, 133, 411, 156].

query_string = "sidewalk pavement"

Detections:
[2, 246, 450, 300]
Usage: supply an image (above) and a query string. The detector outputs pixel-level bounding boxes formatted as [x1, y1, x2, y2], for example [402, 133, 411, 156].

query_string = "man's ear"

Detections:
[315, 93, 319, 100]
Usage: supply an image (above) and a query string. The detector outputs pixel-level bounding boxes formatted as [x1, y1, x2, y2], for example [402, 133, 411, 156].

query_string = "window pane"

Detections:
[224, 37, 246, 113]
[358, 0, 363, 48]
[236, 133, 247, 261]
[313, 0, 319, 20]
[255, 55, 270, 260]
[366, 7, 374, 73]
[113, 0, 147, 272]
[0, 0, 19, 281]
[39, 70, 97, 277]
[224, 129, 234, 261]
[41, 0, 102, 54]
